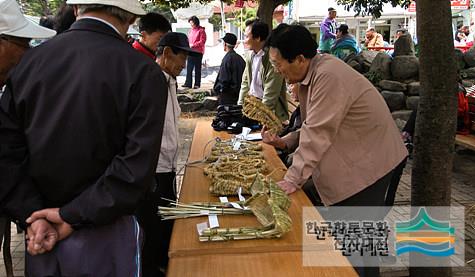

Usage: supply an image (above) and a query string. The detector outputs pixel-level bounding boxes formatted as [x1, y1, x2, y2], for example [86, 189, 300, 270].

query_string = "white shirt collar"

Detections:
[253, 49, 265, 58]
[79, 16, 121, 35]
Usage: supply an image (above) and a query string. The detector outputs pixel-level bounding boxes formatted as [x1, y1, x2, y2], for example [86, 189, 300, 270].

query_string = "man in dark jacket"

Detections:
[213, 33, 245, 105]
[0, 0, 168, 275]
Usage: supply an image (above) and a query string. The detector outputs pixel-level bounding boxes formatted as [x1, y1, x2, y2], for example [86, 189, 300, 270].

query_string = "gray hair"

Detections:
[76, 4, 135, 23]
[225, 43, 235, 49]
[156, 45, 185, 57]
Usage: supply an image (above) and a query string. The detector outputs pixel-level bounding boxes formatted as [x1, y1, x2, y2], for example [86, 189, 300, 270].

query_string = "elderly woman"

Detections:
[331, 24, 360, 60]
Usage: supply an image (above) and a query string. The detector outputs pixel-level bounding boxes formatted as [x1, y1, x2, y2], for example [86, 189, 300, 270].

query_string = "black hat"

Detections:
[337, 24, 348, 33]
[158, 32, 201, 56]
[328, 7, 336, 12]
[220, 33, 237, 46]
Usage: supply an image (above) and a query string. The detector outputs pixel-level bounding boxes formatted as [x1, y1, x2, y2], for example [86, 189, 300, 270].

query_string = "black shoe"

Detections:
[182, 85, 191, 88]
[193, 85, 200, 89]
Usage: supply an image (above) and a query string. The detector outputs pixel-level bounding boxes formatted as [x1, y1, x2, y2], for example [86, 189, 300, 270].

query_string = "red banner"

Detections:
[235, 0, 245, 8]
[407, 0, 470, 13]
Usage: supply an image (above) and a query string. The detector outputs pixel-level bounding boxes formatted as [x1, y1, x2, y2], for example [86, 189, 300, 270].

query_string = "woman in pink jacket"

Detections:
[184, 16, 206, 89]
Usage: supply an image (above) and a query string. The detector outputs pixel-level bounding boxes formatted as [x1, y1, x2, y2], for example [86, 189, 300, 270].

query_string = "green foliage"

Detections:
[19, 0, 65, 16]
[336, 0, 411, 18]
[364, 70, 383, 85]
[193, 91, 207, 102]
[143, 2, 176, 23]
[229, 7, 257, 31]
[209, 13, 223, 32]
[147, 0, 233, 11]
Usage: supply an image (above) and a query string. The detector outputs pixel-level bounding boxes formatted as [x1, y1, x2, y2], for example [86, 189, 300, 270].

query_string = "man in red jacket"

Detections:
[132, 12, 171, 59]
[183, 15, 206, 89]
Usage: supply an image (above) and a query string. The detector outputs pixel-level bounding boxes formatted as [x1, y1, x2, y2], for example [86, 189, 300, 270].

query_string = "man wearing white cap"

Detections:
[0, 0, 56, 87]
[0, 0, 56, 270]
[0, 0, 168, 275]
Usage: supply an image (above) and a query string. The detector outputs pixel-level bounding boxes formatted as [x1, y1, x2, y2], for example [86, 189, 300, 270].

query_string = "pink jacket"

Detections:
[188, 26, 207, 54]
[282, 55, 407, 205]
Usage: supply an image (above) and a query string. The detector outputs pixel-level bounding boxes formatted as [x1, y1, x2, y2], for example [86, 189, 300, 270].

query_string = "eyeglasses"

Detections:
[0, 35, 31, 50]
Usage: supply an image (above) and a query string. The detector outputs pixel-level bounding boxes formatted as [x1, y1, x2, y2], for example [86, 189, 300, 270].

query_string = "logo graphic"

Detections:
[395, 208, 455, 257]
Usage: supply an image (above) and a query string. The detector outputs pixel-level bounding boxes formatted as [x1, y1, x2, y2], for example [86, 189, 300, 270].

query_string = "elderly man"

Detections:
[214, 33, 245, 105]
[0, 0, 168, 275]
[238, 19, 288, 122]
[0, 0, 56, 263]
[135, 32, 199, 277]
[263, 24, 407, 205]
[0, 0, 56, 88]
[318, 7, 337, 53]
[365, 27, 384, 48]
[264, 24, 407, 276]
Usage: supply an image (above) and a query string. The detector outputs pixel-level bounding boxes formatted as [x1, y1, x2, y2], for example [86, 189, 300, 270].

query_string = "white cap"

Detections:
[66, 0, 146, 15]
[0, 0, 56, 38]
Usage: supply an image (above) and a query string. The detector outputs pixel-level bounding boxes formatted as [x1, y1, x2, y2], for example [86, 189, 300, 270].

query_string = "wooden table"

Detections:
[455, 134, 475, 151]
[167, 120, 357, 276]
[167, 251, 356, 277]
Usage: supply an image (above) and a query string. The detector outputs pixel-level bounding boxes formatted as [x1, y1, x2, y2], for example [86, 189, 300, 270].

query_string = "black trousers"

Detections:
[136, 172, 176, 277]
[385, 158, 407, 206]
[304, 169, 395, 277]
[336, 170, 393, 277]
[184, 54, 203, 87]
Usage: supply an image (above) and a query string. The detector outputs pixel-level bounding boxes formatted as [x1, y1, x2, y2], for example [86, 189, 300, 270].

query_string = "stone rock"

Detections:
[403, 79, 418, 84]
[406, 82, 420, 96]
[378, 80, 407, 91]
[347, 51, 379, 74]
[202, 96, 218, 111]
[393, 34, 415, 57]
[461, 67, 475, 79]
[180, 102, 202, 112]
[381, 91, 406, 111]
[347, 59, 363, 73]
[391, 56, 419, 81]
[193, 88, 213, 96]
[406, 96, 420, 111]
[464, 47, 475, 68]
[177, 94, 194, 103]
[394, 118, 407, 131]
[462, 80, 474, 87]
[360, 50, 379, 63]
[392, 110, 413, 122]
[455, 49, 466, 70]
[369, 52, 392, 80]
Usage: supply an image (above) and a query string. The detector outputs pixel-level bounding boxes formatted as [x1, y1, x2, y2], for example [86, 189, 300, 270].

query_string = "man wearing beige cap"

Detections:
[0, 0, 168, 275]
[0, 0, 56, 272]
[0, 0, 56, 88]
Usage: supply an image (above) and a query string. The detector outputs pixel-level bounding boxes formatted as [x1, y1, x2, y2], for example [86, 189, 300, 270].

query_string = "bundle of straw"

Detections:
[242, 95, 282, 135]
[158, 200, 251, 220]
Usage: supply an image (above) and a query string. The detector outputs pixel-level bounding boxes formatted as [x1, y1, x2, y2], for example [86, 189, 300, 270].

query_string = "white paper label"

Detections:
[229, 202, 243, 209]
[196, 222, 208, 235]
[208, 214, 219, 228]
[238, 187, 246, 202]
[200, 210, 210, 215]
[233, 141, 241, 150]
[219, 197, 229, 203]
[241, 127, 251, 138]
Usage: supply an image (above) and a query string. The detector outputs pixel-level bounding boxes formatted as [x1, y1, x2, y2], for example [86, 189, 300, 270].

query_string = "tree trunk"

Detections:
[257, 0, 277, 30]
[410, 0, 457, 276]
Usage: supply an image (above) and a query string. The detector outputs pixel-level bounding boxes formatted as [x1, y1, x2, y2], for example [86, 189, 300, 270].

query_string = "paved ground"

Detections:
[2, 117, 475, 276]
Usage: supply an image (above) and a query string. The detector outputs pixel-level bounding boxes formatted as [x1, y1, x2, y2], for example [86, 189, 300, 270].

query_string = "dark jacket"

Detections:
[0, 18, 168, 228]
[213, 50, 245, 105]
